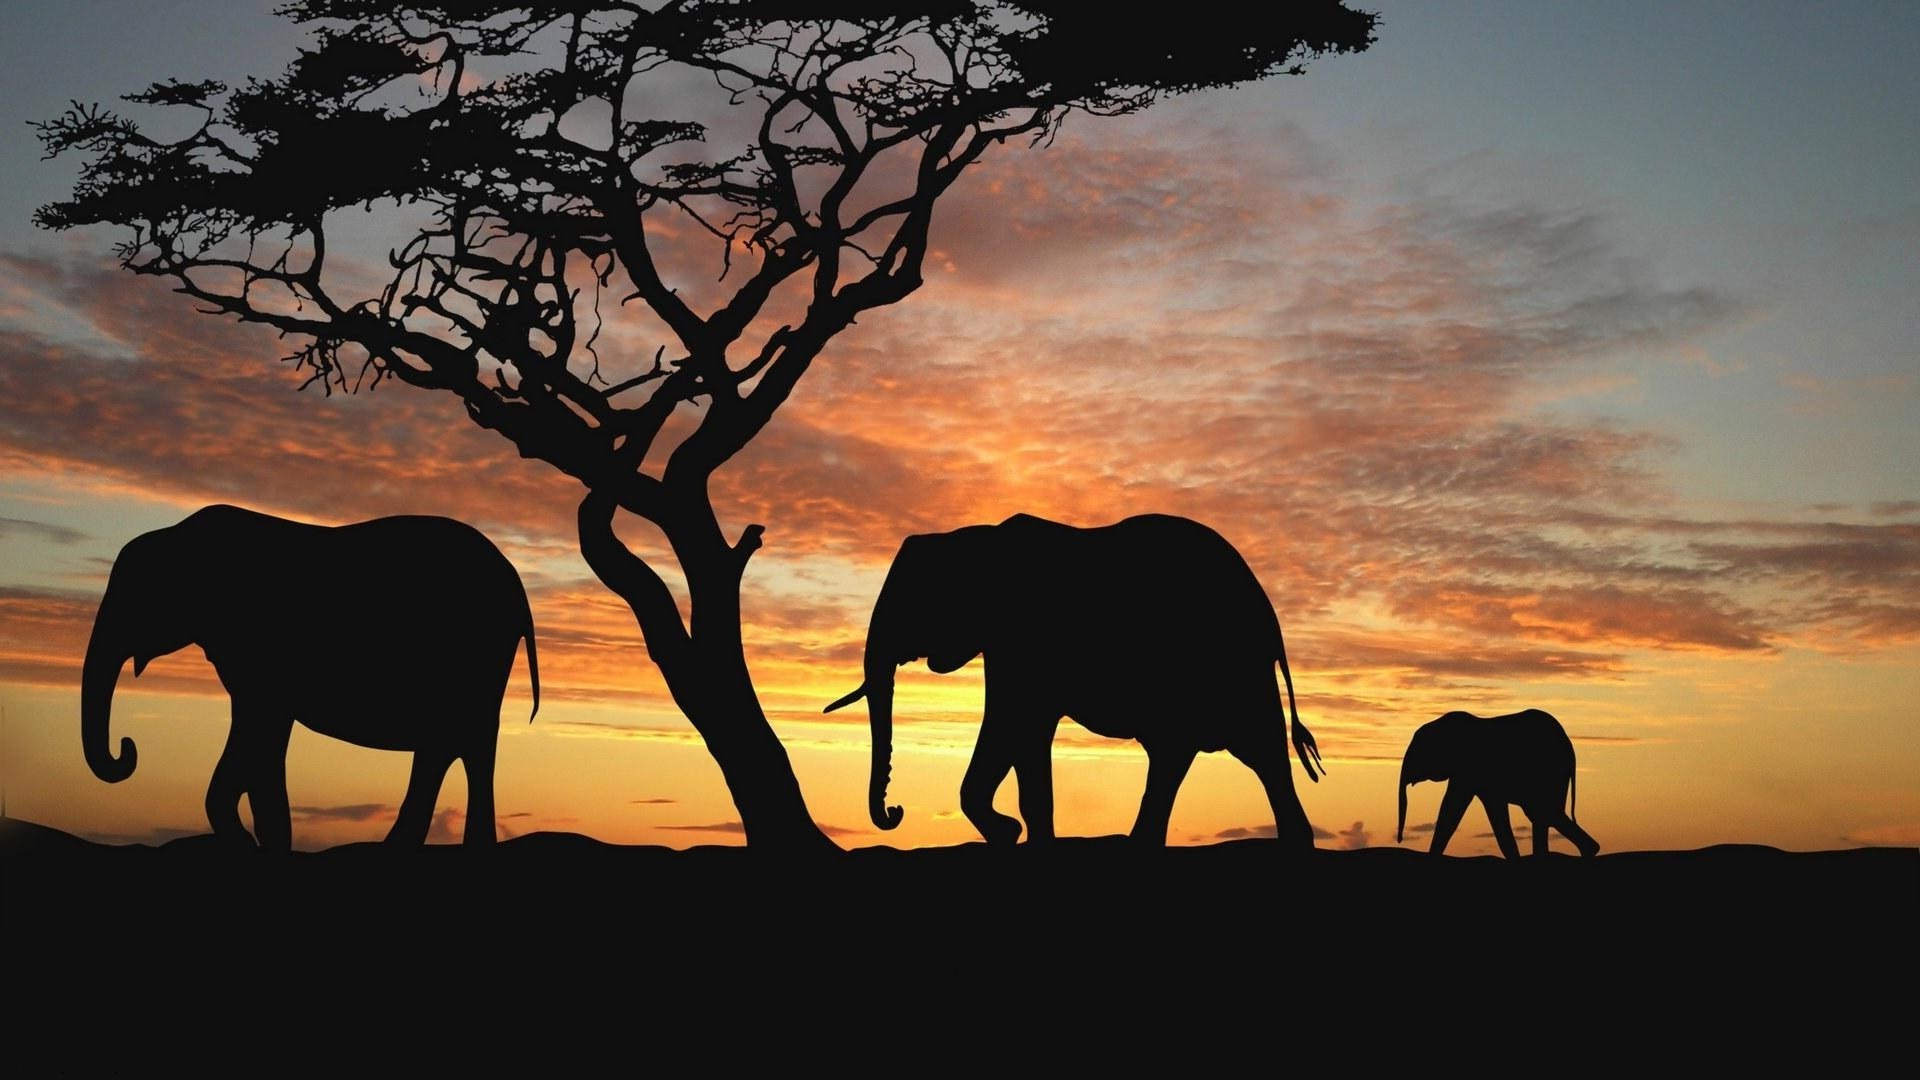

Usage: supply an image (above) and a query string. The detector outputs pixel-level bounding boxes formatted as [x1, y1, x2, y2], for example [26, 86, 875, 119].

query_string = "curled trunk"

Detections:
[80, 620, 136, 783]
[868, 669, 902, 830]
[1397, 760, 1412, 843]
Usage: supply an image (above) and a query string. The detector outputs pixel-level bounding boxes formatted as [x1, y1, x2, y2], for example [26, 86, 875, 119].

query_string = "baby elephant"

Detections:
[1396, 709, 1600, 859]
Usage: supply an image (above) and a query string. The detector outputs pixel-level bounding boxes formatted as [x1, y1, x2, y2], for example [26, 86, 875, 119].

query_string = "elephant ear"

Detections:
[926, 649, 978, 674]
[866, 535, 931, 665]
[944, 524, 1011, 649]
[877, 525, 1003, 669]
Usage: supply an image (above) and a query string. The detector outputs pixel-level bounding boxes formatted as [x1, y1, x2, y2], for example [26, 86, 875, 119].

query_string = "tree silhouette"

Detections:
[35, 1, 1376, 850]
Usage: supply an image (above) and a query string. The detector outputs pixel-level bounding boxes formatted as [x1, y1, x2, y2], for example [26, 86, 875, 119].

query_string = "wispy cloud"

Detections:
[1844, 823, 1920, 847]
[816, 823, 871, 838]
[82, 825, 204, 846]
[426, 807, 466, 844]
[1334, 821, 1371, 850]
[2, 116, 1914, 792]
[290, 803, 391, 823]
[657, 821, 747, 834]
[1216, 824, 1280, 840]
[0, 516, 87, 545]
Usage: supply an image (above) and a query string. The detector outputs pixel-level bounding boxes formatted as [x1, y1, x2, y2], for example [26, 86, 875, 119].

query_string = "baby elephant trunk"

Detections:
[1397, 760, 1413, 843]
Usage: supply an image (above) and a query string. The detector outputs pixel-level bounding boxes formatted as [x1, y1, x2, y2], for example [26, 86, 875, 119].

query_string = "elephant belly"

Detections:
[1057, 675, 1268, 752]
[1064, 706, 1140, 743]
[298, 707, 465, 752]
[304, 670, 503, 747]
[215, 653, 504, 752]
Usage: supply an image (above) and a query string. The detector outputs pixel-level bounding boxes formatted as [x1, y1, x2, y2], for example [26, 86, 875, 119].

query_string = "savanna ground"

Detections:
[3, 814, 1911, 1056]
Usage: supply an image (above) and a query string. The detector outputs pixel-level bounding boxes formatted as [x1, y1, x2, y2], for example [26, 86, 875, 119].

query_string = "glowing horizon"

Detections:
[1, 2, 1916, 854]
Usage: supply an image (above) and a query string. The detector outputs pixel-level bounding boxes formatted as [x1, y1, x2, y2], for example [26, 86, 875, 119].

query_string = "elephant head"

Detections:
[824, 528, 995, 831]
[1396, 716, 1459, 843]
[82, 524, 203, 783]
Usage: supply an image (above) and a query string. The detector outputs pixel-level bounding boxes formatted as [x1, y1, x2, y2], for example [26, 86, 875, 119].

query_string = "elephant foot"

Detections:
[383, 821, 430, 846]
[1272, 818, 1315, 855]
[213, 827, 257, 852]
[971, 812, 1023, 846]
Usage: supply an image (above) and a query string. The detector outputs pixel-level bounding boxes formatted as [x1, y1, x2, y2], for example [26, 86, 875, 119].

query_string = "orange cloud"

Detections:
[3, 115, 1915, 859]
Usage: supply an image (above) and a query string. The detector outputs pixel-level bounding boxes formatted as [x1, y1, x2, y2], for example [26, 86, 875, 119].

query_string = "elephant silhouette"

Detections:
[825, 513, 1323, 848]
[1397, 709, 1600, 858]
[82, 505, 538, 848]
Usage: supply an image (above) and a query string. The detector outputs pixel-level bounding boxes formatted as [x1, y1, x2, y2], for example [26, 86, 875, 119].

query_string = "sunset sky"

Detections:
[0, 1, 1914, 853]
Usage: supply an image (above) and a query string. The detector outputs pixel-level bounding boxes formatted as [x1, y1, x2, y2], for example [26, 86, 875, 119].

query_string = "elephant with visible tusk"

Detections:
[825, 513, 1324, 848]
[82, 505, 538, 849]
[1397, 709, 1600, 859]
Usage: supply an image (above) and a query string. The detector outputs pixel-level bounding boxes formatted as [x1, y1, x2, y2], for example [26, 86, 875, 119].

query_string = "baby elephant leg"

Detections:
[1525, 807, 1550, 856]
[1552, 812, 1602, 857]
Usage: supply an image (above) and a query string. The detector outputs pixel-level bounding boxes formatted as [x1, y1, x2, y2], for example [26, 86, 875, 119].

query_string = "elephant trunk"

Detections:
[81, 616, 137, 783]
[1397, 759, 1412, 843]
[867, 668, 903, 831]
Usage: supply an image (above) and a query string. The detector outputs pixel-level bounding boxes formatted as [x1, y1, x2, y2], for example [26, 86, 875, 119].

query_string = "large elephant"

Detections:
[825, 513, 1324, 848]
[82, 505, 538, 849]
[1396, 709, 1600, 859]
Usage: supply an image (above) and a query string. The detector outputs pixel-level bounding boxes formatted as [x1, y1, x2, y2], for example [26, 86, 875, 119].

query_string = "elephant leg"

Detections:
[242, 714, 296, 852]
[205, 700, 290, 847]
[204, 733, 251, 845]
[1526, 807, 1550, 856]
[460, 727, 499, 846]
[1553, 812, 1602, 857]
[1229, 729, 1313, 851]
[961, 716, 1022, 845]
[1429, 782, 1473, 856]
[388, 749, 454, 845]
[1485, 799, 1521, 860]
[1013, 717, 1061, 845]
[1131, 744, 1195, 846]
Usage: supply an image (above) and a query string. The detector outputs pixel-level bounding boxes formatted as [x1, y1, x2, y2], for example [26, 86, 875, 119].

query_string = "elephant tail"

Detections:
[1277, 622, 1323, 782]
[1569, 762, 1577, 822]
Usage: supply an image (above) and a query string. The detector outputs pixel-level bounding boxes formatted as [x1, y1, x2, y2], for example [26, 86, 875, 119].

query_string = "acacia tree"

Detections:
[36, 1, 1376, 850]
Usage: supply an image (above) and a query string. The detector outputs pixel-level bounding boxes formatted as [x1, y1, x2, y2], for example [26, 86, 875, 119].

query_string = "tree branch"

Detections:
[578, 490, 691, 666]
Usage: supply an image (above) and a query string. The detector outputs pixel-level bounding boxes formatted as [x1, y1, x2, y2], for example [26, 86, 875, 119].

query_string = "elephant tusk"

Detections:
[823, 682, 868, 714]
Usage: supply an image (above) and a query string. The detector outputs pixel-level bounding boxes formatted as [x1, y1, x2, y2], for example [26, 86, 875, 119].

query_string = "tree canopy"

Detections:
[36, 0, 1377, 847]
[36, 1, 1376, 506]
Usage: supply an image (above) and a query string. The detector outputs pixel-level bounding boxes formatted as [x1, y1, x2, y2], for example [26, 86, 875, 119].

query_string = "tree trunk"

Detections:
[668, 635, 833, 852]
[577, 490, 834, 853]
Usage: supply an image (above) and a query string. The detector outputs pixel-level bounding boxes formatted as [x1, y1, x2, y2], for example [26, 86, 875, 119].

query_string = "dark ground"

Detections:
[3, 816, 1912, 1055]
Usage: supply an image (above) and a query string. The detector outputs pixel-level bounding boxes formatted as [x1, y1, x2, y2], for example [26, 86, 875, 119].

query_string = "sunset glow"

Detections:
[1, 2, 1915, 855]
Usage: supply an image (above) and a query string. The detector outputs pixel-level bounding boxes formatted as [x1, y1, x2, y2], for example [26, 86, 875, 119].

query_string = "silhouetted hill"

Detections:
[3, 817, 1911, 1047]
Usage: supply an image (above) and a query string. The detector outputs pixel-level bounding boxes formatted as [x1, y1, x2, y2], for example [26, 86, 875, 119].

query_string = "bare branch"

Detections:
[578, 490, 691, 665]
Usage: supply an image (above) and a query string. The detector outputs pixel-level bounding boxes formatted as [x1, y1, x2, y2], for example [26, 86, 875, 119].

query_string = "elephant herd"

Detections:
[81, 505, 1599, 858]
